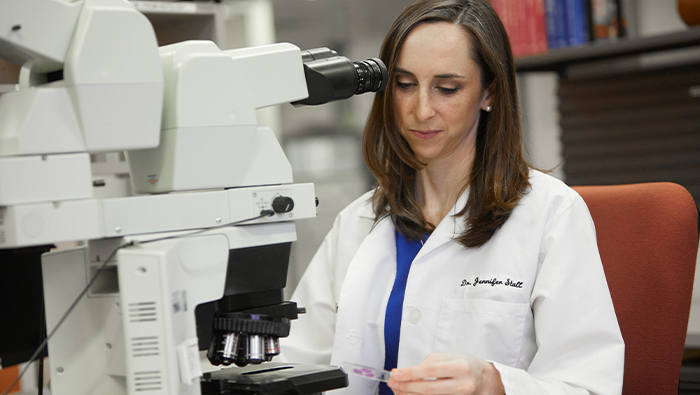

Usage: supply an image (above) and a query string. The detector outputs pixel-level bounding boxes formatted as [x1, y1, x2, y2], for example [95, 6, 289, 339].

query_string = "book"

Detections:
[510, 0, 529, 57]
[529, 0, 549, 54]
[492, 0, 547, 57]
[566, 0, 589, 46]
[545, 0, 568, 49]
[591, 0, 623, 40]
[492, 0, 515, 55]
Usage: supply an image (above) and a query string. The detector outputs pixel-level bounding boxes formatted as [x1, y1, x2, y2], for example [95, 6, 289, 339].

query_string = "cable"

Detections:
[136, 209, 276, 246]
[1, 210, 275, 395]
[37, 298, 46, 395]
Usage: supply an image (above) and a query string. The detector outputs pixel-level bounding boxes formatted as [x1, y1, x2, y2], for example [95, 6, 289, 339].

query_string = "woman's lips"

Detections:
[411, 129, 441, 140]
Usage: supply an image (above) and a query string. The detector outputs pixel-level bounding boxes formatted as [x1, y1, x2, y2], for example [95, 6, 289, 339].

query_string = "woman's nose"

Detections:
[415, 90, 436, 121]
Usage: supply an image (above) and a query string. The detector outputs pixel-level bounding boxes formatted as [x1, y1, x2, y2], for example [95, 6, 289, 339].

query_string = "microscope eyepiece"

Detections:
[293, 48, 388, 106]
[353, 58, 387, 94]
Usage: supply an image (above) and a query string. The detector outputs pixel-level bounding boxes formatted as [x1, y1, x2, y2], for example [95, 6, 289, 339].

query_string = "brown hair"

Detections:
[362, 0, 530, 248]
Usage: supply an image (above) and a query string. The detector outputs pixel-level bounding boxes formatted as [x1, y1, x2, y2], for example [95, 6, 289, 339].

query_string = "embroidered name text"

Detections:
[460, 277, 524, 289]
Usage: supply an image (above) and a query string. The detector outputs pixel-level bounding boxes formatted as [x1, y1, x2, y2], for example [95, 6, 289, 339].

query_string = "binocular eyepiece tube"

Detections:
[293, 47, 388, 106]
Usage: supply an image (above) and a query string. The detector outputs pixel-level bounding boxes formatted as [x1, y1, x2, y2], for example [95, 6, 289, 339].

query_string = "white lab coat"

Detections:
[281, 170, 624, 395]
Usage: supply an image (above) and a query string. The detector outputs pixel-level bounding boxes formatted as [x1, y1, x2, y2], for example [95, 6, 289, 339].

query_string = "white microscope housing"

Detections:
[0, 1, 386, 394]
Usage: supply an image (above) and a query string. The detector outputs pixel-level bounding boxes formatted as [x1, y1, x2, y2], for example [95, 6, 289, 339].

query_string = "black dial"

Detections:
[271, 196, 294, 214]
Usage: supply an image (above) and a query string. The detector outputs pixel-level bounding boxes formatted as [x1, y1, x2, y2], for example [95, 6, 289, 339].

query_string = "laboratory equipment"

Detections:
[0, 1, 387, 394]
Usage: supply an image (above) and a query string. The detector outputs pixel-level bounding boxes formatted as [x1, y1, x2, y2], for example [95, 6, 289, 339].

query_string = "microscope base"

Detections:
[201, 363, 347, 395]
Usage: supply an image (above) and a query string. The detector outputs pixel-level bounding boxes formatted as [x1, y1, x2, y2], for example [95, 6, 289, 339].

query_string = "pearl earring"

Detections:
[486, 106, 493, 112]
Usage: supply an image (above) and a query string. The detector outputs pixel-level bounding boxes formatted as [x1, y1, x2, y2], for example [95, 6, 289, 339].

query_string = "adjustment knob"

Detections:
[271, 196, 294, 213]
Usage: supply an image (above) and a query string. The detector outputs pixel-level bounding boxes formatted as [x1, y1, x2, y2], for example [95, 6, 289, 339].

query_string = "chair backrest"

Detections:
[573, 183, 699, 395]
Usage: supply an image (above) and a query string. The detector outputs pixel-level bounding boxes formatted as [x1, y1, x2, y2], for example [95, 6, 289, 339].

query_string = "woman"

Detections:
[280, 0, 625, 394]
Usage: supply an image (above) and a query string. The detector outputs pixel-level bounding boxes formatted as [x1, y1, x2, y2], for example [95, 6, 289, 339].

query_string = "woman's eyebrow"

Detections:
[394, 67, 414, 76]
[393, 67, 465, 79]
[434, 73, 465, 79]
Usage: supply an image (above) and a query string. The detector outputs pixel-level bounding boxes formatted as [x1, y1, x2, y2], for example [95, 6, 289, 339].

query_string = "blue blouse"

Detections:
[379, 230, 424, 395]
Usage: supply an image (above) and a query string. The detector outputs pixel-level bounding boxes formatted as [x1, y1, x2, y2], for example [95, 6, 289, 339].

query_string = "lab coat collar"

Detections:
[357, 187, 469, 262]
[358, 186, 468, 224]
[358, 193, 376, 220]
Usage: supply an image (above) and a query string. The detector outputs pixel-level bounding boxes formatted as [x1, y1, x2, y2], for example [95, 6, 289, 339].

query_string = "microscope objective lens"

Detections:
[207, 333, 224, 366]
[265, 337, 280, 355]
[246, 335, 266, 364]
[220, 333, 240, 366]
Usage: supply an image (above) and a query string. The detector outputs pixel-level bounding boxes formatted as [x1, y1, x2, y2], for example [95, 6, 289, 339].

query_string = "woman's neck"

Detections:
[415, 152, 473, 228]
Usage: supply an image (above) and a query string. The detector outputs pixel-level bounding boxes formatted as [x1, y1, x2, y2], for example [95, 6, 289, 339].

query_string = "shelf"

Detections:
[515, 28, 700, 73]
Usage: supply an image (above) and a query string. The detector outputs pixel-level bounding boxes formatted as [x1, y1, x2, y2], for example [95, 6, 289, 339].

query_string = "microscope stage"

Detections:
[201, 362, 348, 395]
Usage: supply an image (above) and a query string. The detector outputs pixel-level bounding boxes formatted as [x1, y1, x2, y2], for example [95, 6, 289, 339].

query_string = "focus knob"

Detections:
[272, 196, 294, 214]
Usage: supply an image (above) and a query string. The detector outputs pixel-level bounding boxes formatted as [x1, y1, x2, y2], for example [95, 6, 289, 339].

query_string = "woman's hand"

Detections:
[386, 352, 505, 395]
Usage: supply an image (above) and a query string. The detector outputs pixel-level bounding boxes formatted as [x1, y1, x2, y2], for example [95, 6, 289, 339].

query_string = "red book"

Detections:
[510, 0, 529, 57]
[491, 0, 514, 54]
[531, 0, 549, 54]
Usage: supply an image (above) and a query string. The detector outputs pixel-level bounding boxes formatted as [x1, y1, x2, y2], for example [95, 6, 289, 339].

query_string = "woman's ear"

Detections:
[481, 81, 496, 111]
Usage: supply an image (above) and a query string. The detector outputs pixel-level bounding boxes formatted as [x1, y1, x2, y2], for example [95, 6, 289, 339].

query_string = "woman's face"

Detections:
[392, 22, 493, 167]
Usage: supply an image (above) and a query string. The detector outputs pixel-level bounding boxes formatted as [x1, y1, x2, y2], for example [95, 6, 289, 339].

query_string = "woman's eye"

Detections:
[438, 86, 459, 95]
[395, 81, 414, 89]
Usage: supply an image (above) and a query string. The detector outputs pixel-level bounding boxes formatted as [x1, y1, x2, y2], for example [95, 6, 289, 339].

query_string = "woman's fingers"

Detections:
[386, 352, 492, 395]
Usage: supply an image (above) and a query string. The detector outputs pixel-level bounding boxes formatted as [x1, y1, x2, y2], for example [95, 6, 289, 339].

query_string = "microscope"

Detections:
[0, 1, 386, 394]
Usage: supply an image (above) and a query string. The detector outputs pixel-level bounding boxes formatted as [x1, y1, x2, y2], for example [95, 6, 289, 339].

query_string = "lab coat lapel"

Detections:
[331, 215, 396, 395]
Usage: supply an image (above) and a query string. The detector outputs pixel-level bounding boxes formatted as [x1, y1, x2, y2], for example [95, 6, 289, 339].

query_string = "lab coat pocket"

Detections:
[435, 298, 529, 367]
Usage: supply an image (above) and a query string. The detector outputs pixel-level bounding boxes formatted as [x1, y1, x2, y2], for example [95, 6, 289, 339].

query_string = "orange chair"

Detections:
[573, 183, 699, 395]
[0, 365, 21, 394]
